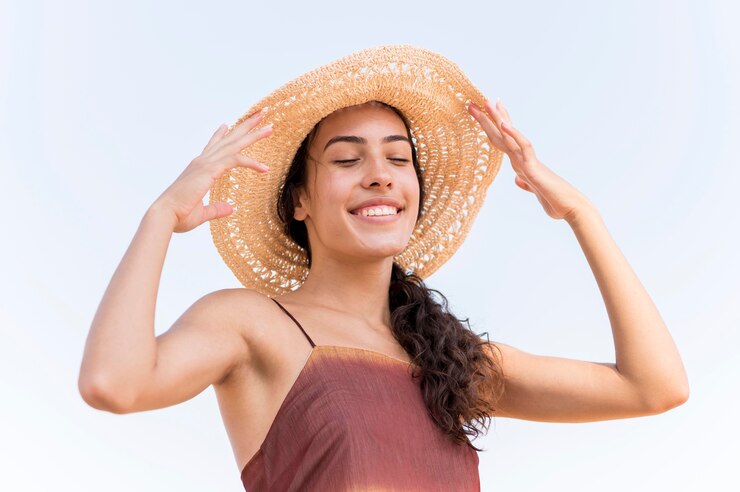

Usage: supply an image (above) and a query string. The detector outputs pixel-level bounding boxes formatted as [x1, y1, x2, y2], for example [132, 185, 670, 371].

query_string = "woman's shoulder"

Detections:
[205, 288, 312, 387]
[203, 288, 279, 339]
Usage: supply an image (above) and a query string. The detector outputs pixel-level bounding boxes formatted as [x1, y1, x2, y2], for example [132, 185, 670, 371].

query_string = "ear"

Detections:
[292, 187, 309, 221]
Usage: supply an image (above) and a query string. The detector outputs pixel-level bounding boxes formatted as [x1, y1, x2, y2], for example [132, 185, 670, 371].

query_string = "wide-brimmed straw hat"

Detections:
[208, 44, 504, 297]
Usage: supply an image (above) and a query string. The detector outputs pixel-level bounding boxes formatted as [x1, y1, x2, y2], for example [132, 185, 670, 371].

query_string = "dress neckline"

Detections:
[240, 344, 417, 477]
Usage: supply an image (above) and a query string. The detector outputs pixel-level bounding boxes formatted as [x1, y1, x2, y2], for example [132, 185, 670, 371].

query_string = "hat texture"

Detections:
[209, 44, 504, 296]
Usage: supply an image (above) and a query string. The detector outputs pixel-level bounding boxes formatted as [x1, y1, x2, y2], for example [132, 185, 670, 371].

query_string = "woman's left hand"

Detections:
[468, 99, 594, 221]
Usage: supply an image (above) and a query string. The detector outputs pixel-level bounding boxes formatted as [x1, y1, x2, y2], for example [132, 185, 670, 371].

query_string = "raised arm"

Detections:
[78, 112, 273, 413]
[484, 206, 689, 423]
[77, 205, 249, 413]
[78, 205, 178, 412]
[469, 100, 689, 422]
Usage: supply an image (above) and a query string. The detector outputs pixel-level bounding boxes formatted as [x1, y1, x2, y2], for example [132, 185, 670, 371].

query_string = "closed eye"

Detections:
[333, 158, 410, 165]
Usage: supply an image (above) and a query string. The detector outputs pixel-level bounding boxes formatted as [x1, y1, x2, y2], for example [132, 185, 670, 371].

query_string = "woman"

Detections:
[79, 45, 689, 491]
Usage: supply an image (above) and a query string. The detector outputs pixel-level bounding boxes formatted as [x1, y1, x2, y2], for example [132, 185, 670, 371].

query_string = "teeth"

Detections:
[359, 206, 398, 217]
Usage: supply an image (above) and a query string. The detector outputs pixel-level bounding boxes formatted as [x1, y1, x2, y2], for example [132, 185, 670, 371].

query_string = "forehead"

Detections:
[313, 102, 407, 143]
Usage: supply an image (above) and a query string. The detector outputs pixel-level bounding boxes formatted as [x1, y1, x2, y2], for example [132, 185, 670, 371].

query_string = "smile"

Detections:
[349, 208, 403, 223]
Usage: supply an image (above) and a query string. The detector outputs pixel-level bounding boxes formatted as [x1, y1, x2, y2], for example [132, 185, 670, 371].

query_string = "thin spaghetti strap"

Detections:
[270, 298, 316, 348]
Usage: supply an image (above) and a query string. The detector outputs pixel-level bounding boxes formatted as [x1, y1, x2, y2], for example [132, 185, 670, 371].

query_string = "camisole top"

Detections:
[240, 298, 480, 491]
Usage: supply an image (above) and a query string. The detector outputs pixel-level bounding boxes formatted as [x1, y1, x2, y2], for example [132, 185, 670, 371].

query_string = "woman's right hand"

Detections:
[152, 110, 273, 233]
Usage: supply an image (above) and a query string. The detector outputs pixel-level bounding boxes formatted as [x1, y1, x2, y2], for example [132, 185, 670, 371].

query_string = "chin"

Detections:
[355, 241, 410, 259]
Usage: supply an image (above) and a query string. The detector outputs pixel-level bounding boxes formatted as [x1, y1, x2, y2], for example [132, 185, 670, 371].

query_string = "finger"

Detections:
[203, 123, 228, 153]
[484, 100, 520, 152]
[203, 201, 233, 222]
[496, 100, 513, 126]
[467, 103, 506, 150]
[226, 122, 274, 155]
[223, 110, 265, 142]
[499, 120, 537, 161]
[514, 174, 533, 192]
[233, 151, 270, 173]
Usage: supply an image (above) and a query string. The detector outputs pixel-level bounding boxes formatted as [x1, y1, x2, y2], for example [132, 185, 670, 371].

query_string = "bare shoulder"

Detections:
[110, 288, 278, 413]
[201, 287, 271, 324]
[196, 288, 280, 376]
[154, 287, 279, 379]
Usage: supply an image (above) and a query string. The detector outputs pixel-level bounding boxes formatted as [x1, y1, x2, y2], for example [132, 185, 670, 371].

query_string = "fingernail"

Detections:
[259, 163, 270, 171]
[262, 123, 273, 132]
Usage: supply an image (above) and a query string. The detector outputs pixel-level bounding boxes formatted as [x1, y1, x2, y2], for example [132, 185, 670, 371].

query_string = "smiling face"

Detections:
[292, 101, 421, 264]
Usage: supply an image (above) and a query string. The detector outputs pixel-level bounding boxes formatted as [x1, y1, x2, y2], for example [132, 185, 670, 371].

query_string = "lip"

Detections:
[348, 197, 404, 215]
[349, 208, 403, 224]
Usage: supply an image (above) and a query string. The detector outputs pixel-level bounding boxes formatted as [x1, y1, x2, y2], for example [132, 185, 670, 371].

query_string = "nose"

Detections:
[361, 153, 393, 189]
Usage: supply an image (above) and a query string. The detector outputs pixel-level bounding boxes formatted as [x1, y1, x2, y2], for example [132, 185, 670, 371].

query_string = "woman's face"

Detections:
[294, 102, 421, 264]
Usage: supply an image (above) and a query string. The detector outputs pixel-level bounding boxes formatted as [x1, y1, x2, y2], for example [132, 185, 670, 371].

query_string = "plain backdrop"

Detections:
[1, 0, 737, 490]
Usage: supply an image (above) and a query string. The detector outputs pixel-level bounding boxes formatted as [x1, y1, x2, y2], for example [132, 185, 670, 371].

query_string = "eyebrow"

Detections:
[323, 134, 411, 152]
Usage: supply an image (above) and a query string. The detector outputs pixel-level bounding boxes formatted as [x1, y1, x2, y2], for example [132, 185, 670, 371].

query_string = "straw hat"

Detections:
[208, 44, 504, 297]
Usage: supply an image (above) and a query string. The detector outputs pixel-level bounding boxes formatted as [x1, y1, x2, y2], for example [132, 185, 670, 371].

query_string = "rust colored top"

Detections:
[240, 298, 480, 491]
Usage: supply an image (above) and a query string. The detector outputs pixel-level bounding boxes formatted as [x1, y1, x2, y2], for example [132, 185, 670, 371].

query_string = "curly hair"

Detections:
[276, 100, 506, 451]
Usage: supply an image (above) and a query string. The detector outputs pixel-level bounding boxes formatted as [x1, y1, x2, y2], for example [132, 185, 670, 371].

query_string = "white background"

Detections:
[1, 0, 737, 490]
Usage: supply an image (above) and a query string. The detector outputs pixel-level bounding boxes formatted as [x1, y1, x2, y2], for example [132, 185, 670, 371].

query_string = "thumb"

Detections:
[514, 175, 533, 192]
[203, 202, 234, 222]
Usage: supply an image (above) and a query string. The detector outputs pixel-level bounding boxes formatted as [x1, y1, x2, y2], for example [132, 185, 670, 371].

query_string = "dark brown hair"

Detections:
[276, 100, 505, 451]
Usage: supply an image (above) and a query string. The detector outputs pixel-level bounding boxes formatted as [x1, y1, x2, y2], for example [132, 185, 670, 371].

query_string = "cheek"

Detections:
[313, 171, 353, 215]
[403, 172, 422, 211]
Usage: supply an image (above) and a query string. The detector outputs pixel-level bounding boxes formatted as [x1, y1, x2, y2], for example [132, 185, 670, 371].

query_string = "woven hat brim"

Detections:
[209, 44, 504, 296]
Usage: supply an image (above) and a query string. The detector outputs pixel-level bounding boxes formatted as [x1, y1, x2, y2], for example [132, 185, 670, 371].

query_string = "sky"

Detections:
[1, 0, 738, 490]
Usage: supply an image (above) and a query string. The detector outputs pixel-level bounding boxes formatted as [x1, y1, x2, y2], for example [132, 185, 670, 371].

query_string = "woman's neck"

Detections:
[289, 254, 394, 327]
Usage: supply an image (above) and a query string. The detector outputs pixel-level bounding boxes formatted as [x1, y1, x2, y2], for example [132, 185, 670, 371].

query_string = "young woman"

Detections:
[79, 45, 689, 491]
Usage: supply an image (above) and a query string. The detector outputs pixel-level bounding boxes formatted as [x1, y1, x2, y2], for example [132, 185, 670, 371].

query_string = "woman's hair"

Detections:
[276, 100, 506, 451]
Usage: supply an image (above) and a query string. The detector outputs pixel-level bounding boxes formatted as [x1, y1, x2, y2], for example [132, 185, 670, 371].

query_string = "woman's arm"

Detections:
[469, 100, 688, 421]
[485, 204, 688, 423]
[78, 205, 176, 410]
[566, 205, 689, 408]
[78, 114, 272, 412]
[78, 205, 247, 413]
